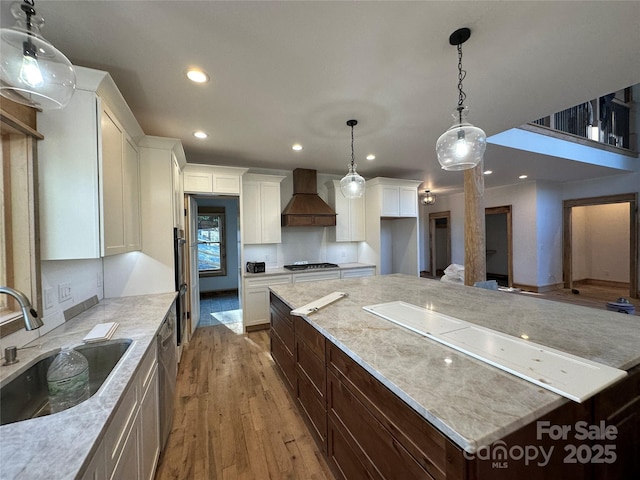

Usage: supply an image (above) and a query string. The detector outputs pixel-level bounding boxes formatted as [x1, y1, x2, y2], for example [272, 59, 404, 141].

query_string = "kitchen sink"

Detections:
[0, 338, 132, 426]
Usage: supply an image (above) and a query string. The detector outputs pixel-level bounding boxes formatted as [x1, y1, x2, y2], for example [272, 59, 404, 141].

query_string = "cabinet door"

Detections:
[333, 191, 350, 242]
[81, 441, 106, 480]
[140, 365, 159, 480]
[380, 186, 399, 216]
[399, 187, 417, 217]
[38, 89, 101, 260]
[242, 182, 261, 244]
[101, 107, 126, 256]
[245, 287, 270, 326]
[183, 171, 213, 193]
[261, 182, 282, 244]
[110, 410, 140, 480]
[123, 137, 141, 251]
[172, 155, 183, 229]
[350, 195, 366, 241]
[212, 174, 240, 194]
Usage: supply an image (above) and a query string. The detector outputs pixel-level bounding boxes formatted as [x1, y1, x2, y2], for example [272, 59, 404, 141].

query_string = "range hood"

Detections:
[281, 168, 337, 227]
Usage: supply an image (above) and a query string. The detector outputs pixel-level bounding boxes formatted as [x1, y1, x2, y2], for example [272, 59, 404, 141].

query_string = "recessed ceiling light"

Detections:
[292, 144, 303, 151]
[519, 174, 528, 179]
[193, 131, 208, 139]
[483, 170, 492, 175]
[186, 69, 210, 83]
[366, 154, 376, 161]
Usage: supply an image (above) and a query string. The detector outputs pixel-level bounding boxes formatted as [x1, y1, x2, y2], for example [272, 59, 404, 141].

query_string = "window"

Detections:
[197, 207, 226, 277]
[1, 98, 42, 337]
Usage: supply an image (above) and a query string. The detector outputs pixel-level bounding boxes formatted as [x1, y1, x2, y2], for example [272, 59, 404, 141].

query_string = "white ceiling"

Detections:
[3, 0, 639, 194]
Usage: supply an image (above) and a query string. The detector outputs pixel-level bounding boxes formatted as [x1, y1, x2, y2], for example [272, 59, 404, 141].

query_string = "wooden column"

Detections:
[463, 161, 486, 285]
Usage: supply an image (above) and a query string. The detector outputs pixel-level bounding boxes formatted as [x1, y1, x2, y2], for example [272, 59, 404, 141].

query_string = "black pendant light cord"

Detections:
[21, 0, 37, 56]
[456, 43, 467, 123]
[346, 119, 358, 171]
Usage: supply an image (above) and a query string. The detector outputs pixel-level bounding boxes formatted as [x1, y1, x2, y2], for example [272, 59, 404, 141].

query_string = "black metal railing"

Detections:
[531, 88, 634, 150]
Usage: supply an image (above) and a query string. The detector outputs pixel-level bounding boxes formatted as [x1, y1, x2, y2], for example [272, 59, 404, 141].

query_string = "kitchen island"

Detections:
[0, 292, 176, 480]
[269, 274, 640, 479]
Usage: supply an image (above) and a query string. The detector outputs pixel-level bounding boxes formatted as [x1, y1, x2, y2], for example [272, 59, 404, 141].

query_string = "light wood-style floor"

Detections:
[533, 283, 638, 316]
[154, 324, 334, 480]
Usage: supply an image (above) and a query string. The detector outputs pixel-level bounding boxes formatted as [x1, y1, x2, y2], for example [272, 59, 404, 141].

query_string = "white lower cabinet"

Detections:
[292, 270, 341, 283]
[84, 342, 159, 480]
[243, 274, 292, 328]
[340, 267, 376, 279]
[81, 441, 106, 480]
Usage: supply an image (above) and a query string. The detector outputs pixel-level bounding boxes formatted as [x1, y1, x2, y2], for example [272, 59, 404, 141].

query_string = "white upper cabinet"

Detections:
[38, 67, 144, 260]
[327, 180, 365, 242]
[183, 164, 248, 195]
[242, 174, 285, 244]
[368, 178, 420, 218]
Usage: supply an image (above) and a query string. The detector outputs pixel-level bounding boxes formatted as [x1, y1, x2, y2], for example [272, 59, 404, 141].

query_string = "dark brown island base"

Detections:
[269, 275, 640, 480]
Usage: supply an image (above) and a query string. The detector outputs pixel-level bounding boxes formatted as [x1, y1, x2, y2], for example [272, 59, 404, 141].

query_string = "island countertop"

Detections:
[0, 292, 176, 480]
[269, 274, 640, 453]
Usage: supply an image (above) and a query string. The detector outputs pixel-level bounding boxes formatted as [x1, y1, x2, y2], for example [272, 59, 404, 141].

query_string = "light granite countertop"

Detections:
[243, 262, 375, 277]
[0, 292, 176, 480]
[269, 274, 640, 454]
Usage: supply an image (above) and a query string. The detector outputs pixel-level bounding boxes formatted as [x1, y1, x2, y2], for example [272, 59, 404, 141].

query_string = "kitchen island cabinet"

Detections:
[269, 275, 640, 479]
[38, 66, 144, 259]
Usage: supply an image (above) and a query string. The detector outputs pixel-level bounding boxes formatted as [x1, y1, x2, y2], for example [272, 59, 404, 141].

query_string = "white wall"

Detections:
[39, 259, 104, 333]
[535, 182, 564, 287]
[572, 204, 630, 283]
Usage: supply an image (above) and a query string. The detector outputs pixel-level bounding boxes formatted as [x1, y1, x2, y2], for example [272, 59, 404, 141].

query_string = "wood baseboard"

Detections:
[245, 323, 269, 333]
[512, 283, 564, 293]
[573, 278, 630, 289]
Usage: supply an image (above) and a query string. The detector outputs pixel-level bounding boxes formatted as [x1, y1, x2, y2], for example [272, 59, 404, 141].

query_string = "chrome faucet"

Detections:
[0, 286, 43, 330]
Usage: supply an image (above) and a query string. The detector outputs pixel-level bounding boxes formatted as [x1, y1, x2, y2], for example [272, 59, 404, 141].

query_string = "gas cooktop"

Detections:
[283, 262, 340, 271]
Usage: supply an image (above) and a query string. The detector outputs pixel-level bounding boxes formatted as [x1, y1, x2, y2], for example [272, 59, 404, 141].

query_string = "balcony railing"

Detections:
[531, 88, 634, 151]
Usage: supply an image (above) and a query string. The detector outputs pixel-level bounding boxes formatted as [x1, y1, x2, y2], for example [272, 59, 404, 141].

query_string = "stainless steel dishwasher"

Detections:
[158, 301, 177, 451]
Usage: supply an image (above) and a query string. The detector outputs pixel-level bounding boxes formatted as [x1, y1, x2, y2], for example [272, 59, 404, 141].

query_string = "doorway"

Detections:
[485, 206, 513, 287]
[429, 211, 451, 277]
[563, 193, 638, 299]
[186, 195, 243, 335]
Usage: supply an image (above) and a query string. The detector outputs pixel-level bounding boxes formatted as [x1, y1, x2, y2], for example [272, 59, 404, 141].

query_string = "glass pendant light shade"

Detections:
[436, 106, 486, 171]
[340, 163, 365, 199]
[340, 119, 365, 199]
[0, 2, 76, 109]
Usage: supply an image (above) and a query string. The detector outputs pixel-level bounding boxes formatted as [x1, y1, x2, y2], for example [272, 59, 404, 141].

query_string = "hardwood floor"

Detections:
[533, 283, 638, 316]
[154, 324, 334, 480]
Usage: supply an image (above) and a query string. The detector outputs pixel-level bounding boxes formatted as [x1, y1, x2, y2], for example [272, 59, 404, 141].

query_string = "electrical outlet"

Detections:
[58, 282, 72, 302]
[44, 288, 54, 309]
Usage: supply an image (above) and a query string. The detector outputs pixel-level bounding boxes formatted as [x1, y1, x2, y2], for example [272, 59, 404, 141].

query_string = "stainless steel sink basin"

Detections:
[0, 338, 132, 426]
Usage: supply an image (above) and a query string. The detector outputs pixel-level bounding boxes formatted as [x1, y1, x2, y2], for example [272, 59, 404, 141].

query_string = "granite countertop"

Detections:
[243, 262, 375, 277]
[269, 274, 640, 453]
[0, 292, 177, 480]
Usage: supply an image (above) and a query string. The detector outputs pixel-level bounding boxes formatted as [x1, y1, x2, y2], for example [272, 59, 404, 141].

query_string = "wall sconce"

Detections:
[420, 190, 436, 206]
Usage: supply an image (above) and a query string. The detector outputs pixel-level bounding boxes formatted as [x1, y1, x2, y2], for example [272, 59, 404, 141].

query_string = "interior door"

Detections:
[429, 211, 451, 277]
[187, 195, 200, 335]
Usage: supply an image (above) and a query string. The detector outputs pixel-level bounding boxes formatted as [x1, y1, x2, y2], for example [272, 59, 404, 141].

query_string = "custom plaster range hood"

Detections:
[281, 168, 337, 227]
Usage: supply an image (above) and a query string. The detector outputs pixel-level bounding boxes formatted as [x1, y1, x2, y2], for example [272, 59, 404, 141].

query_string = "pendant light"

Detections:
[0, 0, 76, 109]
[420, 190, 436, 206]
[340, 119, 365, 199]
[436, 28, 486, 171]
